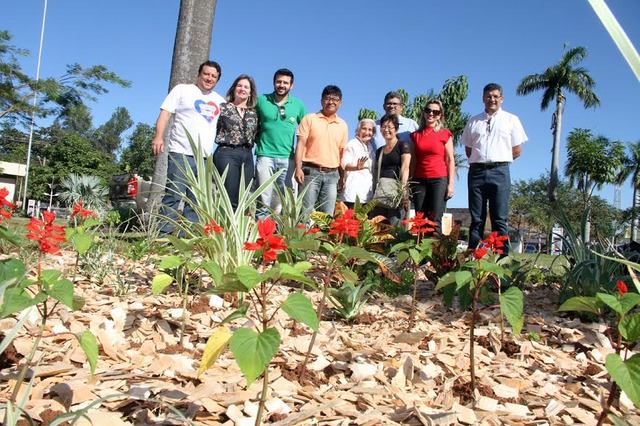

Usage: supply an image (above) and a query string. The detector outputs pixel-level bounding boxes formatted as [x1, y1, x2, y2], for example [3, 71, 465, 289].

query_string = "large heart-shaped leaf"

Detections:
[605, 353, 640, 407]
[500, 286, 524, 334]
[229, 327, 280, 385]
[280, 292, 319, 332]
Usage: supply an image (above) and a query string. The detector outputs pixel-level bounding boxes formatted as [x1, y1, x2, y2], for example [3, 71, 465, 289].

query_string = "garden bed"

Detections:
[1, 250, 639, 425]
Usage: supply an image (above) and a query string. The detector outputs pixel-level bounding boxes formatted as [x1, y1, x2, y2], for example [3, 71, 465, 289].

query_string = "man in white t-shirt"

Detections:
[151, 60, 225, 234]
[372, 91, 418, 150]
[462, 83, 528, 254]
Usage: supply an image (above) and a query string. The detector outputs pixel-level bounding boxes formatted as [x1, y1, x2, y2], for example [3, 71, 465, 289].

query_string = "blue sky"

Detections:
[3, 0, 639, 210]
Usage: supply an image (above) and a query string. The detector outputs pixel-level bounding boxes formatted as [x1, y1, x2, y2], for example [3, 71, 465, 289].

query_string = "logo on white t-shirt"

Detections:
[194, 100, 220, 123]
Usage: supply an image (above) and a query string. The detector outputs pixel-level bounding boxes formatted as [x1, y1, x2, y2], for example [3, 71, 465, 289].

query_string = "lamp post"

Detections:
[44, 179, 58, 212]
[22, 0, 48, 210]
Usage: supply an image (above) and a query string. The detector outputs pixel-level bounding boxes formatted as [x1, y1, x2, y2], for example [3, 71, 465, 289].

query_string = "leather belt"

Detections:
[470, 162, 509, 170]
[303, 162, 339, 172]
[218, 144, 253, 149]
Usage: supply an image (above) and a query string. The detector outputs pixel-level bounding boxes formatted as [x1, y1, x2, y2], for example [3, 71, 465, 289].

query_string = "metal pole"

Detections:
[22, 0, 48, 211]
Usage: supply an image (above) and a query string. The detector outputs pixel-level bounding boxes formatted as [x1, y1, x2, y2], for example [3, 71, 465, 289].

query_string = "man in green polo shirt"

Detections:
[255, 68, 307, 217]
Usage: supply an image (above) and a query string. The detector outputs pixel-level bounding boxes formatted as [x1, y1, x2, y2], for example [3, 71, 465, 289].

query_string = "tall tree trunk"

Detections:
[548, 94, 564, 202]
[146, 0, 217, 213]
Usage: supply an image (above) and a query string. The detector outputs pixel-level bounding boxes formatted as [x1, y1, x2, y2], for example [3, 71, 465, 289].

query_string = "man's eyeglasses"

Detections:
[278, 105, 286, 120]
[385, 101, 403, 107]
[380, 125, 396, 131]
[323, 96, 341, 103]
[423, 108, 441, 116]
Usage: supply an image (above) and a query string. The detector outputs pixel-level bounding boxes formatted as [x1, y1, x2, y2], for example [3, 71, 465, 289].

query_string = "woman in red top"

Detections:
[410, 99, 455, 232]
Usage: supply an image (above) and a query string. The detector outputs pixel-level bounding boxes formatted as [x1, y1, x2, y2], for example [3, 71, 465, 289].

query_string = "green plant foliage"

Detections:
[499, 287, 524, 334]
[229, 327, 281, 385]
[77, 330, 99, 374]
[605, 353, 640, 407]
[280, 292, 319, 332]
[328, 281, 373, 320]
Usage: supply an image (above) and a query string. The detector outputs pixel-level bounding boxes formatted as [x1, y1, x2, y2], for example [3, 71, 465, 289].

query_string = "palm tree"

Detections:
[618, 140, 640, 240]
[517, 46, 600, 202]
[146, 0, 217, 213]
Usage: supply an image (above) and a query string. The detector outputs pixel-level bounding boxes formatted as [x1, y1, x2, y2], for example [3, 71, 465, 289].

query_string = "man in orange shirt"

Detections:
[295, 85, 348, 216]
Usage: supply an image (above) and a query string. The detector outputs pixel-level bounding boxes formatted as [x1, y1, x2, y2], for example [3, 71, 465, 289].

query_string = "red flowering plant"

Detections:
[559, 267, 640, 419]
[197, 216, 319, 424]
[65, 202, 102, 280]
[435, 231, 524, 392]
[0, 206, 99, 406]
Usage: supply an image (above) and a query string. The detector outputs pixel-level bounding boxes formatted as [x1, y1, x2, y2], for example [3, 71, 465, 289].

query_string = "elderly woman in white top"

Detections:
[340, 118, 377, 208]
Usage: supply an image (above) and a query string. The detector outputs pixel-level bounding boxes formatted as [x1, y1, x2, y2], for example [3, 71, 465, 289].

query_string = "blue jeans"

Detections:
[255, 156, 294, 216]
[213, 145, 254, 210]
[159, 153, 199, 234]
[468, 163, 511, 253]
[412, 176, 448, 233]
[300, 165, 339, 216]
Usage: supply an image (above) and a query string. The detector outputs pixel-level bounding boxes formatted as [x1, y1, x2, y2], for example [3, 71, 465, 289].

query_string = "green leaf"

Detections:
[276, 263, 315, 286]
[159, 255, 183, 269]
[408, 248, 421, 265]
[72, 294, 86, 311]
[70, 232, 94, 255]
[83, 217, 101, 228]
[280, 292, 319, 332]
[236, 266, 266, 291]
[212, 278, 251, 293]
[605, 353, 640, 407]
[500, 286, 524, 334]
[455, 270, 473, 291]
[229, 327, 280, 385]
[40, 269, 63, 283]
[48, 278, 75, 309]
[201, 260, 224, 285]
[0, 225, 21, 246]
[619, 312, 640, 343]
[396, 250, 410, 265]
[338, 267, 359, 283]
[0, 259, 27, 284]
[198, 326, 232, 376]
[341, 246, 376, 262]
[166, 235, 192, 253]
[597, 293, 640, 316]
[477, 260, 505, 276]
[0, 287, 39, 318]
[220, 303, 249, 325]
[151, 272, 174, 295]
[77, 331, 99, 375]
[558, 296, 601, 315]
[435, 271, 457, 290]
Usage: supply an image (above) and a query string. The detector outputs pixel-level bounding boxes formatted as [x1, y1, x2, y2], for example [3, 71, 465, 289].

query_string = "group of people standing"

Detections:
[151, 60, 527, 254]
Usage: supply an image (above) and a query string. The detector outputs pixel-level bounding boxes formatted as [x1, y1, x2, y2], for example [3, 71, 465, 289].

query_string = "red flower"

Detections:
[26, 210, 66, 254]
[71, 201, 98, 218]
[402, 212, 436, 235]
[617, 280, 628, 296]
[296, 223, 321, 234]
[0, 187, 15, 223]
[328, 209, 360, 238]
[244, 217, 287, 261]
[203, 219, 224, 234]
[477, 231, 509, 254]
[473, 246, 489, 259]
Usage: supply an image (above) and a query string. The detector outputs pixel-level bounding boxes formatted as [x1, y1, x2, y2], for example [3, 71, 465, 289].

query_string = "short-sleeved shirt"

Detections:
[411, 126, 453, 178]
[255, 93, 307, 158]
[160, 84, 226, 157]
[461, 108, 528, 164]
[215, 103, 259, 147]
[372, 115, 418, 150]
[296, 112, 348, 168]
[376, 141, 411, 179]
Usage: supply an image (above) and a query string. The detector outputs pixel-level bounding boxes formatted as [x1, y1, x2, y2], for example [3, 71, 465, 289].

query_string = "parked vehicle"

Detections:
[523, 244, 538, 253]
[108, 173, 152, 213]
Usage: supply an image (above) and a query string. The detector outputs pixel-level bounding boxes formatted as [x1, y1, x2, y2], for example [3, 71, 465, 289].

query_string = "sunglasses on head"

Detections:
[423, 108, 442, 116]
[278, 105, 286, 120]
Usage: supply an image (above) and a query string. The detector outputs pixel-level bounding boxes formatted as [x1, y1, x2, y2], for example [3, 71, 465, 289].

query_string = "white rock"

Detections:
[209, 294, 225, 308]
[265, 397, 292, 414]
